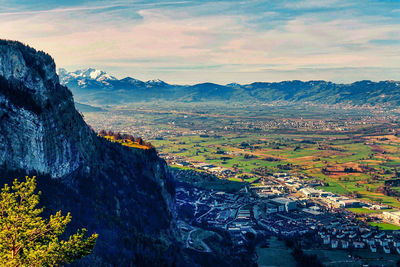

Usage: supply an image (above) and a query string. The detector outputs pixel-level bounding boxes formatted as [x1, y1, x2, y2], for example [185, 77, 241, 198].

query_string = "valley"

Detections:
[82, 103, 400, 209]
[81, 102, 400, 265]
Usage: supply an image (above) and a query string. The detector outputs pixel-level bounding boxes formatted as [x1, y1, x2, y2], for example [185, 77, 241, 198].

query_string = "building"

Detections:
[270, 197, 297, 212]
[258, 202, 278, 214]
[237, 208, 251, 220]
[319, 191, 332, 198]
[338, 199, 362, 208]
[323, 196, 361, 208]
[274, 173, 289, 178]
[383, 210, 400, 224]
[302, 208, 321, 215]
[300, 187, 320, 198]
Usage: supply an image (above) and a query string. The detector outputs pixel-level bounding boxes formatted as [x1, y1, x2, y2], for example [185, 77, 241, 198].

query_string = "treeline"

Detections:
[98, 130, 154, 149]
[374, 185, 400, 198]
[0, 75, 43, 115]
[0, 39, 54, 80]
[284, 237, 323, 267]
[251, 167, 273, 177]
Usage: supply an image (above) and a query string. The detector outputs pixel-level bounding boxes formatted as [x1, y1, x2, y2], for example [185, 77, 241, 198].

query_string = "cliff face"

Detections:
[0, 40, 182, 266]
[0, 41, 92, 177]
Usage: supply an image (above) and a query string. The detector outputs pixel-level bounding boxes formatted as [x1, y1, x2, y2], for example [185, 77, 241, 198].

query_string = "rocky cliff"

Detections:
[0, 40, 183, 266]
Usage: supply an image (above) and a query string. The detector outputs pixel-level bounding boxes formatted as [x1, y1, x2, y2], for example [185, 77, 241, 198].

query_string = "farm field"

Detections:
[369, 222, 400, 230]
[150, 131, 400, 208]
[83, 103, 400, 208]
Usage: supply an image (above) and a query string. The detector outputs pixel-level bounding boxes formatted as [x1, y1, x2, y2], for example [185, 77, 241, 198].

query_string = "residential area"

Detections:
[174, 170, 400, 265]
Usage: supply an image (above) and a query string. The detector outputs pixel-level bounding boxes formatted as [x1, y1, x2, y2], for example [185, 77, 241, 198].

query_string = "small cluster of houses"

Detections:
[319, 221, 400, 254]
[192, 163, 233, 176]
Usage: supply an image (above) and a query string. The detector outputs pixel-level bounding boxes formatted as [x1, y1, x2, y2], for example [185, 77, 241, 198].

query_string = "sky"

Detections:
[0, 0, 399, 84]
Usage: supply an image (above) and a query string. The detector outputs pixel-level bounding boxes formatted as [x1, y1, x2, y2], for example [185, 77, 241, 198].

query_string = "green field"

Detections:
[150, 132, 400, 208]
[83, 103, 400, 208]
[347, 208, 381, 214]
[369, 222, 400, 230]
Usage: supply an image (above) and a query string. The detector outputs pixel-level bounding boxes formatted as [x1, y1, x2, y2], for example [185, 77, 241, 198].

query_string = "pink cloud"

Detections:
[0, 4, 398, 84]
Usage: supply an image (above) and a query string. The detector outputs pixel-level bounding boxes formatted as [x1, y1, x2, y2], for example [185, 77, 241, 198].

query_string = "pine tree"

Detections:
[0, 176, 98, 266]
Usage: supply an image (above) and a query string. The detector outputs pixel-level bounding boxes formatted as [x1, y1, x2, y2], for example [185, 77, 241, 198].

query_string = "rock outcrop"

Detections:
[0, 40, 182, 266]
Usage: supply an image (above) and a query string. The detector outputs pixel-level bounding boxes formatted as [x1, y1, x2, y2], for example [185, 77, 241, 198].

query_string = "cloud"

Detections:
[284, 0, 351, 9]
[0, 0, 399, 84]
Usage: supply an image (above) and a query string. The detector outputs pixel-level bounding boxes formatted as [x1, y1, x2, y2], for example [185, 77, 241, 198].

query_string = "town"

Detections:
[80, 103, 400, 265]
[174, 170, 400, 265]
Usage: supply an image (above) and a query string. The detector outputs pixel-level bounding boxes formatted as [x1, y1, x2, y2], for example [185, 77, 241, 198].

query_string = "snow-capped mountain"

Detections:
[58, 68, 400, 107]
[58, 68, 120, 89]
[146, 79, 169, 87]
[58, 68, 169, 90]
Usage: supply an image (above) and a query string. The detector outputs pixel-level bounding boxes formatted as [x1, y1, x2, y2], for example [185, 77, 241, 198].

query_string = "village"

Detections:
[82, 107, 396, 141]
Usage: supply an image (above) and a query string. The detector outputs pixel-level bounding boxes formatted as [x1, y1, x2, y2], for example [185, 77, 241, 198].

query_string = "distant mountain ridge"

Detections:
[59, 68, 400, 106]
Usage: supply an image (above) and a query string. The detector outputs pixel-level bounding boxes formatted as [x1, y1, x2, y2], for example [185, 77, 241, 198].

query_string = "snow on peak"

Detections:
[58, 68, 171, 88]
[67, 68, 117, 81]
[146, 79, 167, 85]
[90, 69, 103, 79]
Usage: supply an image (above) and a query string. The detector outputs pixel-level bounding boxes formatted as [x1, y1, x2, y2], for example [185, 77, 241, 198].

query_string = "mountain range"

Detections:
[59, 68, 400, 107]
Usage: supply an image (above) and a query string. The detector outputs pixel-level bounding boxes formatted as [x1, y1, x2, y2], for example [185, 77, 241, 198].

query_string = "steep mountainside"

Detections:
[0, 40, 183, 266]
[59, 68, 400, 106]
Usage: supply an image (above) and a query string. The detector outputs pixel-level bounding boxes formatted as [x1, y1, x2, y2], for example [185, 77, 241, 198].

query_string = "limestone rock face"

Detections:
[0, 41, 91, 177]
[0, 40, 182, 266]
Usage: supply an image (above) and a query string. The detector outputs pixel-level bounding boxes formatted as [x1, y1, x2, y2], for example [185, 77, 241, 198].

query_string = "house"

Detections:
[337, 233, 345, 239]
[353, 241, 365, 248]
[323, 235, 330, 245]
[369, 244, 377, 253]
[349, 232, 357, 239]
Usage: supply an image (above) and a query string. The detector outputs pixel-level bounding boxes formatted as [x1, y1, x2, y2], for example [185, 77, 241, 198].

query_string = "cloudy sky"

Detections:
[0, 0, 399, 84]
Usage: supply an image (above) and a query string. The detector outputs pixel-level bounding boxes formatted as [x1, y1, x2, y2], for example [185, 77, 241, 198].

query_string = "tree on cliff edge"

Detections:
[0, 176, 98, 266]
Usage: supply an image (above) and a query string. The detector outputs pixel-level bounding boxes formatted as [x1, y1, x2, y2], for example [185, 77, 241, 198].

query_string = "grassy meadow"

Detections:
[151, 132, 400, 208]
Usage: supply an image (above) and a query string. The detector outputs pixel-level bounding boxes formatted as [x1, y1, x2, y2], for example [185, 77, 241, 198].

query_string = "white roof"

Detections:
[384, 210, 400, 217]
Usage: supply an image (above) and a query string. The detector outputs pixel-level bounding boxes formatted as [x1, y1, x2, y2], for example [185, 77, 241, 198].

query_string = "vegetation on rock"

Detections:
[0, 176, 97, 266]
